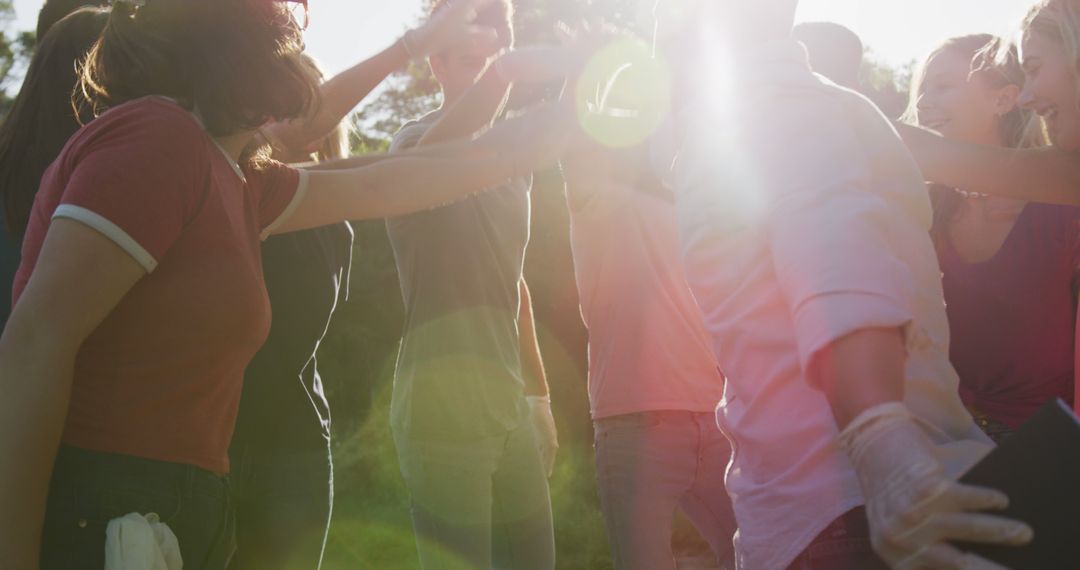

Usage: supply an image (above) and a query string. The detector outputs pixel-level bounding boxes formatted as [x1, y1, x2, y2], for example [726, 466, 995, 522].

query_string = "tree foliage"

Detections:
[0, 1, 35, 116]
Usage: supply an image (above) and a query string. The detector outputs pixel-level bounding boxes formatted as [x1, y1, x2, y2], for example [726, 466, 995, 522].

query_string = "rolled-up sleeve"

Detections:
[764, 95, 916, 378]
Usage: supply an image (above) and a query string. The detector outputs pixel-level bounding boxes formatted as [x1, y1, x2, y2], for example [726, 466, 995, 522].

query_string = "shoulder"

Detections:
[244, 158, 300, 192]
[93, 97, 204, 138]
[66, 97, 210, 164]
[390, 111, 441, 152]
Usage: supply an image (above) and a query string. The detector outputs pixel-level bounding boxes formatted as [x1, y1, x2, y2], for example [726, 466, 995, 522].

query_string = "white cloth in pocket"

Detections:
[105, 512, 183, 570]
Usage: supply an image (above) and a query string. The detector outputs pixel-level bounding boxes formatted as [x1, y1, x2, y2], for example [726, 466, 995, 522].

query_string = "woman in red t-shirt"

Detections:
[0, 1, 580, 568]
[905, 34, 1080, 439]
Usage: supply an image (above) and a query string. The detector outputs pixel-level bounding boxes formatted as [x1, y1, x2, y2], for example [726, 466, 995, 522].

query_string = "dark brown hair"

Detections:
[0, 7, 109, 240]
[79, 0, 319, 137]
[36, 0, 110, 41]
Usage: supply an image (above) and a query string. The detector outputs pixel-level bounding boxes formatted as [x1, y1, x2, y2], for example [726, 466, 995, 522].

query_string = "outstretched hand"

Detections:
[488, 20, 617, 85]
[406, 0, 505, 60]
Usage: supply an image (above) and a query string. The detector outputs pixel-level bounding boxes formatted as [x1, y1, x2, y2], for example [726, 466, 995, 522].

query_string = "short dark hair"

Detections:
[793, 22, 864, 89]
[79, 0, 319, 137]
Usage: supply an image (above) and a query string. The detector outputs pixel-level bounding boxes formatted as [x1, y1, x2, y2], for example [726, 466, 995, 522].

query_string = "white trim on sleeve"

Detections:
[260, 168, 309, 241]
[53, 204, 158, 272]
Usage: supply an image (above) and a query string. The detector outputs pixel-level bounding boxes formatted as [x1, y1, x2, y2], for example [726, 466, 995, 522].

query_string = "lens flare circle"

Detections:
[575, 38, 673, 149]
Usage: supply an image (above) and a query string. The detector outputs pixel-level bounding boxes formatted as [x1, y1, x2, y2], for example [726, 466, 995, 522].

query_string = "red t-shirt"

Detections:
[13, 97, 306, 473]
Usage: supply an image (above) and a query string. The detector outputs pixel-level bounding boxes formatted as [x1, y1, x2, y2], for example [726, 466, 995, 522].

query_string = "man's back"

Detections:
[675, 41, 991, 569]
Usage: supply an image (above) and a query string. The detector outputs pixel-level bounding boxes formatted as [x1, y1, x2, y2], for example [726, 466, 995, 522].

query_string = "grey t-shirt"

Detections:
[387, 112, 532, 441]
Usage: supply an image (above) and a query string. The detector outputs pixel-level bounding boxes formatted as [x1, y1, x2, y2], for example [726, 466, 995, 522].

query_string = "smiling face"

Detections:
[915, 47, 1019, 145]
[1019, 29, 1080, 150]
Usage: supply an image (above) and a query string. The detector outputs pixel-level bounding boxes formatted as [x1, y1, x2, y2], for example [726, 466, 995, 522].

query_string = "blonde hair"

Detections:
[300, 55, 350, 162]
[903, 34, 1045, 149]
[903, 34, 1046, 237]
[1024, 0, 1080, 111]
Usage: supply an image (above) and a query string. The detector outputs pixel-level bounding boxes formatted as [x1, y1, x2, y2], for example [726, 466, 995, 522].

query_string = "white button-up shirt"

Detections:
[675, 42, 992, 569]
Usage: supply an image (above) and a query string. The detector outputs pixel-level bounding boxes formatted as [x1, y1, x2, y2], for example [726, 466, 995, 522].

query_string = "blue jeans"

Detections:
[40, 445, 234, 570]
[229, 441, 333, 570]
[394, 423, 556, 570]
[594, 411, 737, 570]
[786, 507, 888, 570]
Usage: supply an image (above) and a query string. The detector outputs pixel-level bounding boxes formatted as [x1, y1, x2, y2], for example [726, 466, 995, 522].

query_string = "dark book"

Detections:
[954, 398, 1080, 568]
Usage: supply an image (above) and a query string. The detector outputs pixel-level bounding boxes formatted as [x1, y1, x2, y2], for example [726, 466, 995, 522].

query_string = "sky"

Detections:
[11, 0, 1034, 76]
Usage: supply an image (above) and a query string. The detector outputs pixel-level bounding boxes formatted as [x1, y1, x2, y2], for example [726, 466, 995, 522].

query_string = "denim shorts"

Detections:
[40, 445, 234, 570]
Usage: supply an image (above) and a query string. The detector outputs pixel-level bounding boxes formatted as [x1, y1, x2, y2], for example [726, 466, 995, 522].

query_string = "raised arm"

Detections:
[0, 220, 145, 567]
[262, 42, 412, 154]
[271, 43, 593, 232]
[898, 122, 1080, 206]
[272, 102, 576, 231]
[414, 61, 512, 149]
[415, 44, 593, 149]
[264, 0, 504, 155]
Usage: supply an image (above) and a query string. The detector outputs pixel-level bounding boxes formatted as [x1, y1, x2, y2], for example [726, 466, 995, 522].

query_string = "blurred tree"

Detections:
[862, 49, 915, 119]
[0, 1, 36, 116]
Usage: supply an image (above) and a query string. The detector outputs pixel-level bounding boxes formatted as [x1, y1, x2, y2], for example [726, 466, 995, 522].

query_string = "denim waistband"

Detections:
[50, 445, 228, 500]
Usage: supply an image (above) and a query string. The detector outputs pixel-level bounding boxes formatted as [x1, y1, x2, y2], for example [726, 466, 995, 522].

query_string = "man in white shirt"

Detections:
[661, 1, 1034, 568]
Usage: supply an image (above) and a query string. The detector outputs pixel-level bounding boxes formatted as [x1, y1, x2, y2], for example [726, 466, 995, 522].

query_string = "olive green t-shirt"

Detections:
[386, 112, 532, 441]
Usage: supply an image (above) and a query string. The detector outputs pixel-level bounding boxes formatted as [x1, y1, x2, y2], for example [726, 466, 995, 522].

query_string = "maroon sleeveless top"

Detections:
[937, 202, 1080, 428]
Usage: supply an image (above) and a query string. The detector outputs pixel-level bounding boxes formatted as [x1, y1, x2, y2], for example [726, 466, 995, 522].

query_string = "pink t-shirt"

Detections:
[567, 174, 723, 420]
[14, 97, 306, 473]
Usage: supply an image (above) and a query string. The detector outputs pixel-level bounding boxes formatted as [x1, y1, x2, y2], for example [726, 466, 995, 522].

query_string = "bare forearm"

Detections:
[304, 152, 394, 171]
[812, 327, 907, 430]
[418, 64, 512, 148]
[0, 339, 75, 567]
[283, 152, 515, 229]
[267, 40, 409, 154]
[278, 104, 573, 232]
[518, 280, 549, 397]
[307, 113, 535, 171]
[900, 123, 1080, 205]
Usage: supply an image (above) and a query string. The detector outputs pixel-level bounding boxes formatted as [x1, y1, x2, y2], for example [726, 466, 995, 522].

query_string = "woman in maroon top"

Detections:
[0, 0, 581, 568]
[907, 34, 1080, 439]
[897, 1, 1080, 418]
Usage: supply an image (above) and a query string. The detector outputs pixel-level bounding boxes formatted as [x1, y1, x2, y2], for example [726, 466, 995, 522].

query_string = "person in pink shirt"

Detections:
[562, 61, 736, 569]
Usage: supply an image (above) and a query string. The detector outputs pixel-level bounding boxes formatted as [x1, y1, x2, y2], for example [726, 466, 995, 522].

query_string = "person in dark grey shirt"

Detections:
[385, 2, 562, 568]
